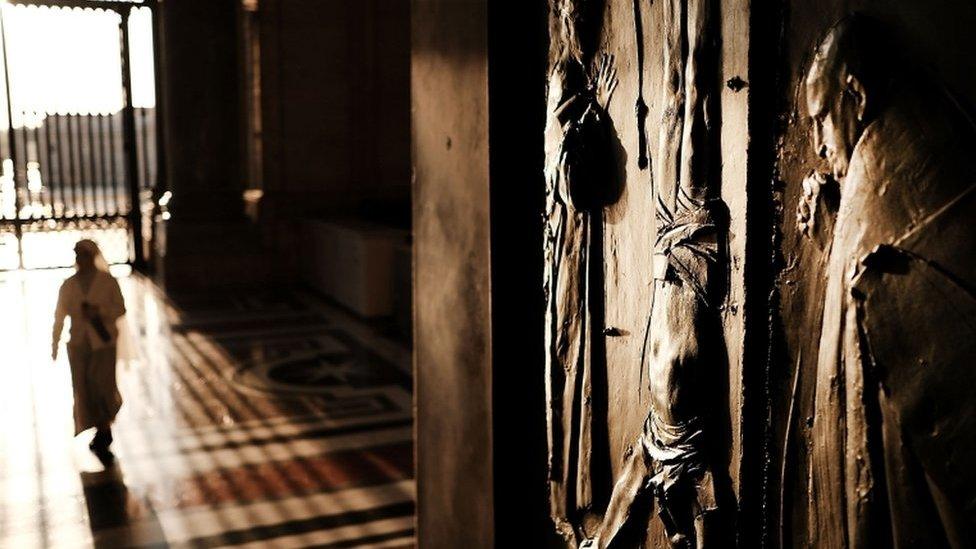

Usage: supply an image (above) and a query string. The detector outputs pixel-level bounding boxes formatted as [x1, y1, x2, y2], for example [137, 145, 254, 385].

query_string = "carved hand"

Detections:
[593, 53, 618, 111]
[796, 171, 829, 239]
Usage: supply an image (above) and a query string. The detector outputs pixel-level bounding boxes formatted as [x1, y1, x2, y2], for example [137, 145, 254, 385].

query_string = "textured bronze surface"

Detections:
[544, 0, 618, 539]
[801, 15, 976, 548]
[545, 1, 729, 547]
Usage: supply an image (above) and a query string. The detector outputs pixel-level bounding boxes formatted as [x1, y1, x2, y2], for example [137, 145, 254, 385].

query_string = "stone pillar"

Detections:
[154, 0, 266, 290]
[412, 1, 553, 546]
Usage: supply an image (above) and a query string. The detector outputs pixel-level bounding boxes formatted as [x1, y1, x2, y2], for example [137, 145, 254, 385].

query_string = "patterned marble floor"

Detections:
[0, 268, 415, 548]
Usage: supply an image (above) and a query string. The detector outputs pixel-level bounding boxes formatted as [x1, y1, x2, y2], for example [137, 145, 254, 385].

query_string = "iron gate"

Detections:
[0, 0, 161, 270]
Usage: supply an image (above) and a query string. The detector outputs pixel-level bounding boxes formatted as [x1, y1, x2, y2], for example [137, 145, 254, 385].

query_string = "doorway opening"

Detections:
[0, 0, 161, 271]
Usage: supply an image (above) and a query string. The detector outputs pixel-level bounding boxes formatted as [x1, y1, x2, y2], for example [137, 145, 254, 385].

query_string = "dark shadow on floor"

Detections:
[81, 458, 168, 548]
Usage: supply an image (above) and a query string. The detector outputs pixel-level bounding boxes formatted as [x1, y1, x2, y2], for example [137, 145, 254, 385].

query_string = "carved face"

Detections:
[805, 35, 866, 180]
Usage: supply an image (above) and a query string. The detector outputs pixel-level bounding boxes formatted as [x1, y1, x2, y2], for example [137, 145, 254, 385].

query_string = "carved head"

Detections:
[805, 14, 893, 179]
[549, 0, 604, 67]
[547, 0, 599, 116]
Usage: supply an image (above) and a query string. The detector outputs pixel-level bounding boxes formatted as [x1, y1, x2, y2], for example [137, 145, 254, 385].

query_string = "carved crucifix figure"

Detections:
[582, 0, 726, 546]
[543, 0, 618, 540]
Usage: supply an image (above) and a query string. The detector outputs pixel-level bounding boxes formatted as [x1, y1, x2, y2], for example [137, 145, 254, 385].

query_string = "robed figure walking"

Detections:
[52, 239, 126, 453]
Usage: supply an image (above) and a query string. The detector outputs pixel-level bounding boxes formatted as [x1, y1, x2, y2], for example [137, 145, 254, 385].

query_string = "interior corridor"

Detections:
[0, 268, 414, 548]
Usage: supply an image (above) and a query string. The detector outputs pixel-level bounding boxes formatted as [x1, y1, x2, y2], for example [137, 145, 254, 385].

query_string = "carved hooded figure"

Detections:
[543, 0, 617, 538]
[802, 15, 976, 547]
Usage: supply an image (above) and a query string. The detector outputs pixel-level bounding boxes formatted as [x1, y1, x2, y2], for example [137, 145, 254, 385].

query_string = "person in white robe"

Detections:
[52, 239, 126, 451]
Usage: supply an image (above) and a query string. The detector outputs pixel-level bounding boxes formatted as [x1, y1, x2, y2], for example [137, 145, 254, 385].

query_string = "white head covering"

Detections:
[72, 238, 140, 365]
[74, 238, 110, 272]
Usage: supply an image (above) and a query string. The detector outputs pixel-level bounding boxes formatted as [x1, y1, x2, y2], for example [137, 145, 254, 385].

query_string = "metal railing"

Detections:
[0, 0, 161, 270]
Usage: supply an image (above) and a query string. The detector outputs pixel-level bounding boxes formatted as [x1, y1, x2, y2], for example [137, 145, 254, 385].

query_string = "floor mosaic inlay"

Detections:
[0, 268, 415, 548]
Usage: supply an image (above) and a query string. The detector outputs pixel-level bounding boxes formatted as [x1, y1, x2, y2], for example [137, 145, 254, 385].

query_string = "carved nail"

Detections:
[725, 76, 747, 92]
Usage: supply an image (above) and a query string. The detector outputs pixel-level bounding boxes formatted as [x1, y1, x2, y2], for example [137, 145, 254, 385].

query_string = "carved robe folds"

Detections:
[810, 88, 976, 548]
[543, 60, 613, 537]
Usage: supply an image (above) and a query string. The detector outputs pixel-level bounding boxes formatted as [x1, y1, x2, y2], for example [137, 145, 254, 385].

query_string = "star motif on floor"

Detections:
[269, 352, 360, 387]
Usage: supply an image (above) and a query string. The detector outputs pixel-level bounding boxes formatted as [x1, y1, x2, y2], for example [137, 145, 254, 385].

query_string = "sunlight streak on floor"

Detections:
[0, 268, 415, 548]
